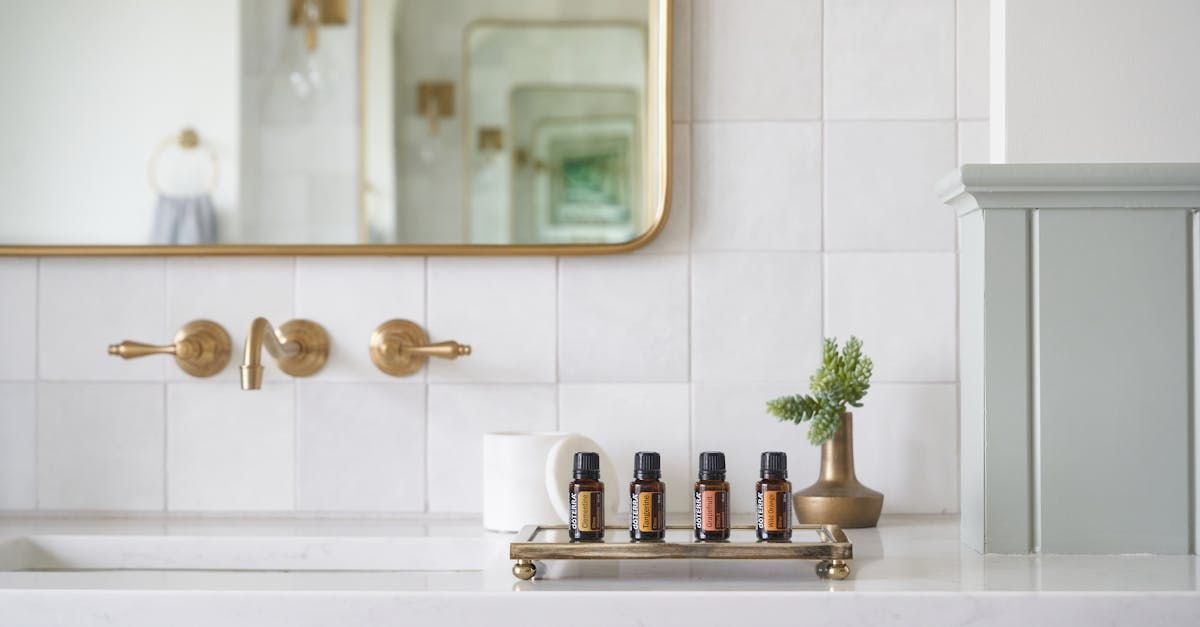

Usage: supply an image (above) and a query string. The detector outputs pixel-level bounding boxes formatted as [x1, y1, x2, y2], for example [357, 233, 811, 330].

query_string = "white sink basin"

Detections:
[0, 534, 485, 572]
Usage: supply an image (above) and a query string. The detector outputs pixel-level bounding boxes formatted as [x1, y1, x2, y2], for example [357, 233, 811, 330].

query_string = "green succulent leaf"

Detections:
[765, 336, 873, 445]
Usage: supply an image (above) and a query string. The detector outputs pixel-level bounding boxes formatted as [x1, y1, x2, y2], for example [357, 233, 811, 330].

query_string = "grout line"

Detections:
[422, 380, 429, 513]
[690, 117, 961, 125]
[685, 0, 696, 460]
[162, 382, 169, 511]
[951, 0, 962, 520]
[422, 256, 431, 513]
[690, 249, 959, 255]
[291, 257, 299, 512]
[953, 0, 961, 121]
[816, 0, 825, 341]
[161, 259, 169, 512]
[33, 258, 41, 510]
[687, 119, 695, 383]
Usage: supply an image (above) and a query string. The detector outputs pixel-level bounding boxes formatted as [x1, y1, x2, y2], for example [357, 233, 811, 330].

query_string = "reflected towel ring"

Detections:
[147, 128, 220, 195]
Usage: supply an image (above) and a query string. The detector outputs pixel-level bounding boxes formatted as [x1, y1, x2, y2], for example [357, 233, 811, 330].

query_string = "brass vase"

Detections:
[793, 413, 883, 528]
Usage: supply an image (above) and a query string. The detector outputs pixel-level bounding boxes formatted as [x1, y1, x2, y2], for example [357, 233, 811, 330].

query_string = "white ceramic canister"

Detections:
[482, 431, 617, 532]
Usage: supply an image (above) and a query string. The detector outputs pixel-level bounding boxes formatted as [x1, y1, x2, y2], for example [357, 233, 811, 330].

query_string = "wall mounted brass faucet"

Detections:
[241, 317, 330, 390]
[108, 320, 231, 377]
[369, 319, 470, 376]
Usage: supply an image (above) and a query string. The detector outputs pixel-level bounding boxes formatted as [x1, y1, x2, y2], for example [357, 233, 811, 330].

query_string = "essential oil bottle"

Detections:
[568, 452, 605, 542]
[756, 451, 792, 542]
[694, 451, 730, 541]
[629, 451, 666, 542]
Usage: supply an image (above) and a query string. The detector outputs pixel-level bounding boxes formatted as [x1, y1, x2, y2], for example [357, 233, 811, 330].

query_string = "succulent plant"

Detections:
[766, 336, 874, 445]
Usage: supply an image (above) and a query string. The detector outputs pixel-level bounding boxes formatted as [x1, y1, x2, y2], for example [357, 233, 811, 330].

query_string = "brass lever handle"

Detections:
[108, 341, 178, 359]
[369, 319, 471, 376]
[405, 340, 472, 359]
[108, 320, 232, 378]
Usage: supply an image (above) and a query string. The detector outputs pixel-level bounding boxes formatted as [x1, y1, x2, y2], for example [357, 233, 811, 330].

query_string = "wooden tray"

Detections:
[509, 524, 852, 580]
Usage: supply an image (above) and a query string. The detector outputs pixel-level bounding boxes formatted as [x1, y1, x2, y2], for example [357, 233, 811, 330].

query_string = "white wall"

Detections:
[0, 0, 240, 244]
[0, 0, 979, 517]
[992, 0, 1200, 163]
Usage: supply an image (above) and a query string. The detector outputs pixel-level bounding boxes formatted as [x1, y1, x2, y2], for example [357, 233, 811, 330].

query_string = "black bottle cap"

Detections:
[760, 451, 788, 478]
[698, 451, 726, 480]
[573, 452, 600, 479]
[633, 451, 661, 480]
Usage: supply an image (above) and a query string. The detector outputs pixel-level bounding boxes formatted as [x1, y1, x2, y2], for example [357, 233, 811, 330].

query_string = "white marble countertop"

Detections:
[0, 514, 1197, 626]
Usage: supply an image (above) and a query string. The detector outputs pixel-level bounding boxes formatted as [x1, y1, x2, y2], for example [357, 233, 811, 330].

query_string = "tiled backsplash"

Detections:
[0, 0, 986, 515]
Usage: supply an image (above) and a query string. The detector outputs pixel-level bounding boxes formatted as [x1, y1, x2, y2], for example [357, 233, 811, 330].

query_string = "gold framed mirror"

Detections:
[0, 0, 671, 256]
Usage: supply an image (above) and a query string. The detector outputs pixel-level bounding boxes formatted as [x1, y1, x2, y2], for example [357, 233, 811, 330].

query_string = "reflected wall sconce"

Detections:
[478, 127, 503, 151]
[108, 320, 232, 378]
[477, 127, 504, 162]
[289, 0, 349, 51]
[264, 0, 348, 121]
[418, 81, 455, 135]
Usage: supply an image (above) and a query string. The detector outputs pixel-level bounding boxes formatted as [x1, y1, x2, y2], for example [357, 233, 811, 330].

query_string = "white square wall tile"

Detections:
[957, 0, 990, 119]
[166, 257, 294, 383]
[825, 0, 956, 119]
[426, 384, 556, 512]
[691, 383, 824, 514]
[958, 120, 990, 165]
[0, 259, 36, 380]
[825, 122, 957, 251]
[296, 382, 425, 511]
[692, 122, 822, 251]
[693, 0, 822, 120]
[851, 384, 958, 513]
[692, 253, 822, 382]
[559, 255, 688, 382]
[0, 383, 36, 509]
[296, 257, 425, 381]
[427, 258, 556, 383]
[638, 124, 690, 254]
[167, 384, 294, 511]
[825, 253, 956, 382]
[38, 383, 164, 510]
[559, 384, 690, 512]
[39, 258, 165, 381]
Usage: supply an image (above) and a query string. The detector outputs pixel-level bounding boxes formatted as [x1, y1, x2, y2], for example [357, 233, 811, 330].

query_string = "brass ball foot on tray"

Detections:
[815, 559, 851, 580]
[512, 560, 536, 580]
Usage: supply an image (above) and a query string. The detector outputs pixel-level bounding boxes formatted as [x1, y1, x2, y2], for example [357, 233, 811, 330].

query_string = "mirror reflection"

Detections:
[0, 0, 666, 249]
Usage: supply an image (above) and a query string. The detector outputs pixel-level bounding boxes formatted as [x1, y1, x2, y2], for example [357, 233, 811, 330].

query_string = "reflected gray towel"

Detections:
[151, 194, 218, 245]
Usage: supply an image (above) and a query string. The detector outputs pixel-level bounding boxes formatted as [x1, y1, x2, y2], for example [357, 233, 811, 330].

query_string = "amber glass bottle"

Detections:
[569, 452, 605, 542]
[694, 451, 731, 541]
[629, 451, 666, 542]
[756, 451, 792, 542]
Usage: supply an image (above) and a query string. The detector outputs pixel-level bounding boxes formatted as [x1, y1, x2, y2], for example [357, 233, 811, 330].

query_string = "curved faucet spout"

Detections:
[241, 317, 301, 390]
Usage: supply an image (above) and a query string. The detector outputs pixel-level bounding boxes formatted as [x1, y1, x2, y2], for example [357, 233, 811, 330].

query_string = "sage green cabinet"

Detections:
[941, 164, 1200, 554]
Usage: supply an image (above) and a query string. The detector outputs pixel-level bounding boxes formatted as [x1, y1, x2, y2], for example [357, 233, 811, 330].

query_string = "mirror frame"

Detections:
[0, 0, 671, 257]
